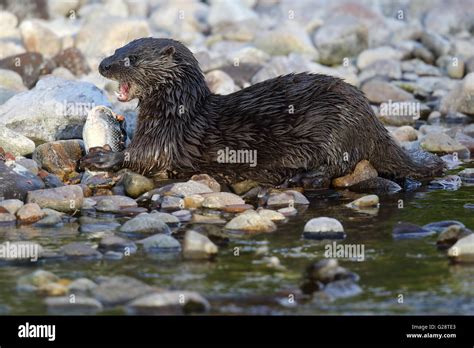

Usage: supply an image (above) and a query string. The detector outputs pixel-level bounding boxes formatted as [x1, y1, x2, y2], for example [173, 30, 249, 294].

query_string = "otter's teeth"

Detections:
[114, 91, 120, 97]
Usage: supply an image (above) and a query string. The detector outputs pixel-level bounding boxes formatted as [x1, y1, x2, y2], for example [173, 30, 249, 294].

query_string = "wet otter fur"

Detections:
[81, 38, 445, 188]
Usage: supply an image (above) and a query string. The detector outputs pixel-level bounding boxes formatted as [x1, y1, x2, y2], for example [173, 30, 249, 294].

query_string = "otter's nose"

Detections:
[99, 61, 111, 75]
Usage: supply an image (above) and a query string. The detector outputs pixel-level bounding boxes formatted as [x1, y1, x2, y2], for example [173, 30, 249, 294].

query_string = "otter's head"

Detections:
[99, 37, 205, 103]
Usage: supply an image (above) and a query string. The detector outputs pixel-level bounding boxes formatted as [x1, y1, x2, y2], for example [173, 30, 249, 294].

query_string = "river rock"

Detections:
[119, 214, 171, 235]
[19, 19, 62, 58]
[423, 220, 465, 233]
[27, 185, 83, 213]
[34, 208, 63, 227]
[68, 278, 97, 294]
[440, 73, 474, 116]
[93, 275, 155, 306]
[314, 16, 368, 66]
[346, 195, 379, 209]
[331, 160, 378, 188]
[137, 234, 181, 253]
[361, 79, 414, 104]
[392, 126, 418, 142]
[257, 209, 286, 221]
[357, 46, 403, 70]
[15, 158, 38, 175]
[98, 235, 137, 254]
[429, 175, 462, 190]
[437, 225, 472, 249]
[149, 211, 179, 224]
[253, 22, 318, 58]
[123, 172, 154, 198]
[127, 291, 210, 315]
[358, 59, 402, 82]
[161, 196, 184, 210]
[184, 194, 205, 209]
[266, 190, 309, 207]
[52, 47, 91, 77]
[0, 199, 23, 214]
[303, 217, 345, 240]
[45, 296, 103, 315]
[231, 179, 259, 195]
[17, 270, 59, 291]
[201, 192, 245, 209]
[183, 230, 218, 260]
[392, 222, 435, 239]
[225, 210, 276, 233]
[0, 69, 26, 91]
[420, 132, 469, 156]
[205, 70, 237, 95]
[448, 234, 474, 262]
[190, 174, 220, 192]
[33, 140, 85, 180]
[0, 212, 16, 224]
[16, 203, 44, 224]
[421, 31, 451, 58]
[0, 76, 111, 142]
[349, 177, 402, 194]
[0, 161, 45, 200]
[167, 180, 213, 196]
[191, 214, 226, 224]
[90, 195, 137, 209]
[208, 0, 257, 27]
[60, 242, 102, 260]
[0, 52, 54, 89]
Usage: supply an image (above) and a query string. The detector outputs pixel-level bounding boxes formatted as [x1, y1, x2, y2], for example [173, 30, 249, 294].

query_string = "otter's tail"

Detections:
[373, 137, 446, 179]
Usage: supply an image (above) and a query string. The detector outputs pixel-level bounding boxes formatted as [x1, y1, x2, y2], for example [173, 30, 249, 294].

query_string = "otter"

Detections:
[81, 37, 445, 188]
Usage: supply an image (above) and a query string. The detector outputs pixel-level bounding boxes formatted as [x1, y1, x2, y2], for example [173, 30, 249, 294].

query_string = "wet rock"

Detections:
[277, 206, 298, 217]
[423, 220, 465, 233]
[201, 192, 245, 209]
[16, 203, 44, 224]
[331, 160, 378, 188]
[437, 225, 472, 249]
[257, 209, 286, 221]
[40, 170, 64, 189]
[68, 278, 97, 294]
[166, 180, 213, 196]
[127, 291, 210, 315]
[361, 79, 414, 104]
[183, 230, 218, 260]
[349, 177, 403, 194]
[421, 133, 469, 157]
[60, 242, 102, 260]
[301, 259, 360, 295]
[184, 194, 204, 209]
[303, 217, 345, 240]
[19, 19, 61, 58]
[34, 208, 63, 227]
[253, 22, 318, 58]
[149, 211, 180, 224]
[38, 281, 69, 296]
[161, 196, 184, 211]
[358, 59, 402, 82]
[190, 174, 220, 192]
[123, 172, 154, 198]
[17, 270, 59, 292]
[208, 0, 257, 27]
[90, 195, 137, 209]
[314, 16, 368, 66]
[346, 195, 379, 209]
[119, 214, 171, 235]
[231, 179, 259, 195]
[266, 190, 309, 207]
[225, 210, 276, 233]
[0, 76, 111, 142]
[222, 204, 254, 213]
[0, 52, 54, 89]
[93, 276, 154, 306]
[357, 46, 403, 70]
[402, 59, 441, 77]
[52, 47, 91, 77]
[15, 158, 38, 175]
[448, 234, 474, 263]
[171, 209, 192, 222]
[455, 132, 474, 154]
[0, 199, 23, 214]
[392, 222, 434, 239]
[0, 212, 16, 224]
[458, 169, 474, 185]
[98, 235, 137, 254]
[0, 161, 45, 200]
[33, 140, 84, 180]
[137, 234, 181, 253]
[392, 126, 418, 142]
[45, 296, 103, 315]
[205, 70, 237, 95]
[447, 59, 465, 79]
[429, 175, 462, 190]
[27, 185, 83, 213]
[76, 17, 150, 58]
[421, 31, 451, 58]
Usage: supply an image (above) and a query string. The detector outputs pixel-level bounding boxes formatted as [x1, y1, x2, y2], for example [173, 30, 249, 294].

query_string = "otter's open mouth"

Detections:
[115, 82, 130, 102]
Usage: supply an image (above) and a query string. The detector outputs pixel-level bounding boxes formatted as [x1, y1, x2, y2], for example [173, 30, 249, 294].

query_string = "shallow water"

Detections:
[1, 165, 473, 315]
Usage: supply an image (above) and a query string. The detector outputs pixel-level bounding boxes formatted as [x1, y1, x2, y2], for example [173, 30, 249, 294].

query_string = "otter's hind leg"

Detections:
[287, 169, 331, 189]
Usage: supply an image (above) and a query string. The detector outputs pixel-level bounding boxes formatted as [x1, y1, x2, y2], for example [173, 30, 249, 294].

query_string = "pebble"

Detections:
[184, 194, 205, 209]
[421, 133, 469, 157]
[183, 230, 218, 260]
[448, 234, 474, 263]
[60, 242, 102, 260]
[92, 276, 154, 307]
[231, 179, 259, 195]
[303, 217, 345, 240]
[17, 270, 58, 291]
[224, 210, 276, 233]
[257, 209, 286, 221]
[201, 192, 245, 209]
[332, 160, 378, 188]
[0, 213, 16, 224]
[119, 214, 171, 235]
[45, 296, 103, 315]
[0, 127, 35, 157]
[19, 19, 61, 58]
[0, 161, 45, 200]
[346, 195, 379, 209]
[123, 172, 155, 198]
[437, 225, 472, 249]
[161, 196, 185, 211]
[149, 211, 180, 224]
[33, 140, 84, 180]
[16, 203, 45, 224]
[171, 209, 193, 222]
[68, 278, 97, 294]
[98, 235, 137, 254]
[205, 70, 237, 95]
[391, 126, 418, 142]
[27, 185, 83, 213]
[137, 234, 181, 253]
[190, 174, 221, 192]
[0, 199, 24, 214]
[357, 46, 403, 70]
[127, 291, 210, 315]
[90, 195, 137, 209]
[277, 206, 298, 217]
[361, 79, 414, 104]
[392, 222, 435, 239]
[167, 180, 213, 196]
[266, 190, 309, 207]
[191, 214, 226, 224]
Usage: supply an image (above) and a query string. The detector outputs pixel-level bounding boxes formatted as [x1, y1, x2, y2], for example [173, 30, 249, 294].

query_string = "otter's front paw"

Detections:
[79, 145, 125, 171]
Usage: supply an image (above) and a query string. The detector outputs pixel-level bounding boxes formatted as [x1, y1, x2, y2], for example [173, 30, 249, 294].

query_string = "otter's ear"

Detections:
[159, 45, 176, 57]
